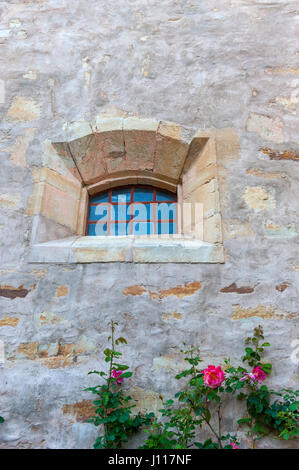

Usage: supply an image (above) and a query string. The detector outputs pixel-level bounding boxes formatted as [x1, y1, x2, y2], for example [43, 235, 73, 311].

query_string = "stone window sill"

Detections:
[28, 236, 224, 264]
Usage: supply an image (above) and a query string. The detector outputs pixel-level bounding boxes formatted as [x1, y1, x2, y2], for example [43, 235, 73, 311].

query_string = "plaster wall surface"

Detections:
[0, 0, 298, 448]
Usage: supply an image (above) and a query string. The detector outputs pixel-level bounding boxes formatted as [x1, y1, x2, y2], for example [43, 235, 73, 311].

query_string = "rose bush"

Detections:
[86, 323, 299, 449]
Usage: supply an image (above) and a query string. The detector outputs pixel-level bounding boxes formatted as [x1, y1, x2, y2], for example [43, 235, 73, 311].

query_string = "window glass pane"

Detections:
[132, 221, 154, 235]
[111, 187, 131, 202]
[157, 203, 176, 221]
[156, 190, 175, 202]
[88, 223, 108, 236]
[110, 222, 128, 236]
[111, 205, 131, 222]
[90, 192, 109, 203]
[88, 185, 177, 236]
[89, 204, 109, 221]
[131, 203, 150, 221]
[134, 187, 154, 202]
[157, 222, 176, 234]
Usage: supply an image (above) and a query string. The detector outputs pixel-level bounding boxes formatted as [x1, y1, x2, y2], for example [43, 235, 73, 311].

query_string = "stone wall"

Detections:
[0, 0, 298, 448]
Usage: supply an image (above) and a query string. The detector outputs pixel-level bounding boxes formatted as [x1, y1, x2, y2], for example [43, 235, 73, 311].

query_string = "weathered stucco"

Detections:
[0, 0, 298, 449]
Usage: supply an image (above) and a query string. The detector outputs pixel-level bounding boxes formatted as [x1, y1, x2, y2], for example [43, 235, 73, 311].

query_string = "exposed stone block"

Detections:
[186, 178, 220, 218]
[0, 316, 19, 327]
[0, 193, 22, 211]
[264, 220, 297, 238]
[129, 387, 163, 416]
[220, 283, 255, 294]
[231, 305, 298, 321]
[0, 285, 29, 299]
[162, 310, 183, 322]
[123, 117, 158, 172]
[154, 121, 192, 180]
[1, 128, 36, 168]
[203, 213, 223, 244]
[260, 148, 299, 162]
[6, 97, 41, 122]
[222, 219, 254, 240]
[246, 113, 285, 143]
[133, 238, 224, 263]
[56, 285, 69, 297]
[215, 128, 240, 163]
[72, 236, 131, 263]
[62, 400, 95, 423]
[242, 186, 276, 212]
[16, 341, 39, 360]
[39, 183, 79, 231]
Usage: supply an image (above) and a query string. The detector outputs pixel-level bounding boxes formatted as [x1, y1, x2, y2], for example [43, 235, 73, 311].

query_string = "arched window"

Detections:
[87, 185, 177, 236]
[28, 118, 226, 263]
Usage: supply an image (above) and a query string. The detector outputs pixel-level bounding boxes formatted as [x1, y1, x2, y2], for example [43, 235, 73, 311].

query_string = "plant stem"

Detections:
[105, 320, 115, 443]
[191, 349, 196, 379]
[201, 414, 221, 445]
[188, 395, 223, 448]
[108, 320, 115, 392]
[217, 404, 223, 449]
[250, 419, 255, 449]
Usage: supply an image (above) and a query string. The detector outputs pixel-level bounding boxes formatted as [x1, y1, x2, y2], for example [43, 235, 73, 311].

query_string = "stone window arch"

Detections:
[27, 117, 228, 263]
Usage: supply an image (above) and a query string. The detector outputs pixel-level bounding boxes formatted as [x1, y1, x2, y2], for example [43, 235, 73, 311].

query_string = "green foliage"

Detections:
[272, 390, 299, 440]
[242, 325, 272, 373]
[85, 320, 153, 449]
[141, 345, 206, 449]
[0, 417, 4, 423]
[141, 344, 238, 449]
[235, 326, 298, 446]
[84, 322, 298, 449]
[140, 419, 179, 449]
[238, 387, 299, 442]
[195, 439, 219, 449]
[140, 326, 298, 449]
[195, 434, 239, 449]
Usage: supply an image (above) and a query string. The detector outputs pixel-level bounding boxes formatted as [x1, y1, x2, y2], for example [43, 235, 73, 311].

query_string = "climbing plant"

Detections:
[141, 325, 299, 449]
[85, 323, 298, 449]
[85, 320, 154, 449]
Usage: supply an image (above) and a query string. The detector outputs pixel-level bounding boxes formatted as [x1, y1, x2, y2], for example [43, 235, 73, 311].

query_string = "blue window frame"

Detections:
[87, 185, 177, 236]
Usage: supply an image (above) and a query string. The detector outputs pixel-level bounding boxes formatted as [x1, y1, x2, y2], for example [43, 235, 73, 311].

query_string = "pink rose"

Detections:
[240, 365, 267, 384]
[202, 365, 225, 389]
[240, 372, 257, 384]
[252, 366, 266, 383]
[111, 369, 124, 385]
[230, 442, 238, 449]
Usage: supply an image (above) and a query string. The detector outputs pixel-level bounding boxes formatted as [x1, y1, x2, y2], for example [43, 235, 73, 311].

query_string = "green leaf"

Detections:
[290, 402, 299, 411]
[117, 337, 127, 344]
[253, 422, 266, 434]
[103, 394, 109, 406]
[237, 418, 251, 425]
[119, 412, 130, 423]
[119, 372, 132, 379]
[0, 416, 4, 423]
[261, 363, 272, 374]
[113, 364, 129, 371]
[245, 347, 254, 354]
[88, 370, 106, 376]
[205, 409, 211, 423]
[237, 393, 247, 400]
